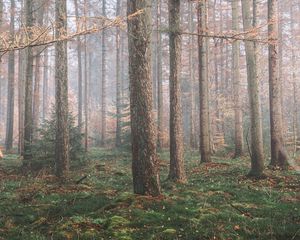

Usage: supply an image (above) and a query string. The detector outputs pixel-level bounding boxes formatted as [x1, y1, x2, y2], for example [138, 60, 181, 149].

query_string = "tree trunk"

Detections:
[74, 0, 83, 129]
[5, 0, 15, 152]
[198, 0, 211, 163]
[188, 1, 196, 149]
[290, 4, 298, 155]
[84, 0, 88, 152]
[157, 0, 164, 149]
[127, 0, 161, 196]
[101, 0, 107, 146]
[241, 0, 264, 177]
[32, 3, 44, 138]
[42, 48, 49, 121]
[168, 0, 186, 182]
[232, 0, 244, 158]
[55, 0, 69, 178]
[116, 0, 122, 148]
[268, 0, 288, 168]
[23, 0, 35, 165]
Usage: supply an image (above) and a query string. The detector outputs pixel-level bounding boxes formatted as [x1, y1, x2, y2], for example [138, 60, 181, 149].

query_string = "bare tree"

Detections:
[127, 0, 161, 196]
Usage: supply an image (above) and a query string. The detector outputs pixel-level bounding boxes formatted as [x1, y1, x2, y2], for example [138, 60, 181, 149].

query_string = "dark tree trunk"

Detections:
[55, 0, 69, 178]
[127, 0, 161, 196]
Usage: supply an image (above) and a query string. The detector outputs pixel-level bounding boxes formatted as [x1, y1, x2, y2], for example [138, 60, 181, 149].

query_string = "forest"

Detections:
[0, 0, 299, 239]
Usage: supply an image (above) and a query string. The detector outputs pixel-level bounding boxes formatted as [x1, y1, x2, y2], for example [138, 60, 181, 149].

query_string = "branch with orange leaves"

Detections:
[0, 10, 143, 56]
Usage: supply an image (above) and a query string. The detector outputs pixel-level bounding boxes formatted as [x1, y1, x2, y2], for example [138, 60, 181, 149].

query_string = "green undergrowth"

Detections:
[0, 149, 299, 240]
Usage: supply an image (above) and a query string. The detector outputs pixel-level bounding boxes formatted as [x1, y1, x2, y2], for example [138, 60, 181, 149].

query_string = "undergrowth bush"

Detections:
[32, 108, 85, 170]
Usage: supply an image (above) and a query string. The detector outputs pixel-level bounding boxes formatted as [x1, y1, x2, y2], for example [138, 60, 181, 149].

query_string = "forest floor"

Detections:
[0, 149, 299, 240]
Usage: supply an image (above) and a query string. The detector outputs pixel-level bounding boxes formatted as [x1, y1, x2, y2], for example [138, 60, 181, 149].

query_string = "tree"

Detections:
[168, 0, 186, 182]
[127, 0, 161, 196]
[268, 0, 288, 168]
[32, 1, 45, 138]
[5, 0, 15, 152]
[157, 0, 164, 149]
[198, 0, 211, 163]
[101, 0, 107, 146]
[241, 0, 264, 177]
[232, 0, 244, 158]
[116, 0, 122, 147]
[23, 0, 35, 165]
[74, 0, 83, 129]
[55, 0, 69, 178]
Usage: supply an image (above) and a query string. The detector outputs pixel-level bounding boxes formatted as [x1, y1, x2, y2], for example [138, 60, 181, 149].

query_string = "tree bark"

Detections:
[32, 2, 44, 138]
[232, 0, 244, 158]
[157, 0, 164, 149]
[101, 0, 107, 146]
[5, 0, 15, 152]
[268, 0, 288, 168]
[55, 0, 69, 178]
[168, 0, 186, 182]
[74, 0, 83, 129]
[188, 1, 197, 149]
[116, 0, 122, 148]
[241, 0, 264, 176]
[198, 0, 211, 163]
[127, 0, 161, 196]
[23, 0, 35, 165]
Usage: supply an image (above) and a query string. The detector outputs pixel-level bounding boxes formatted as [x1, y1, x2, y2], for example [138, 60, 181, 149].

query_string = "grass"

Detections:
[0, 148, 299, 240]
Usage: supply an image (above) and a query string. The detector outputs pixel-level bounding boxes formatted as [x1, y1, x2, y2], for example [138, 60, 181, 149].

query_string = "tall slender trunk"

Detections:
[232, 0, 244, 157]
[157, 0, 164, 149]
[188, 1, 196, 149]
[5, 0, 15, 152]
[168, 0, 186, 182]
[116, 0, 122, 147]
[101, 0, 107, 146]
[23, 0, 35, 165]
[290, 4, 298, 154]
[18, 0, 25, 155]
[55, 0, 69, 178]
[241, 0, 264, 176]
[198, 0, 211, 163]
[32, 3, 45, 138]
[268, 0, 288, 168]
[84, 0, 88, 151]
[74, 0, 83, 129]
[0, 0, 3, 128]
[127, 0, 161, 196]
[42, 48, 49, 120]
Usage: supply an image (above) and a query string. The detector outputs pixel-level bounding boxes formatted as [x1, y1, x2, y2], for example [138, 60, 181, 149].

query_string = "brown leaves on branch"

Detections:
[0, 10, 143, 56]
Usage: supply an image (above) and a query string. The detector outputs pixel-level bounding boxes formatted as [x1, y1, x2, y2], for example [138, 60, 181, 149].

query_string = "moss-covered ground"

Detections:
[0, 149, 299, 240]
